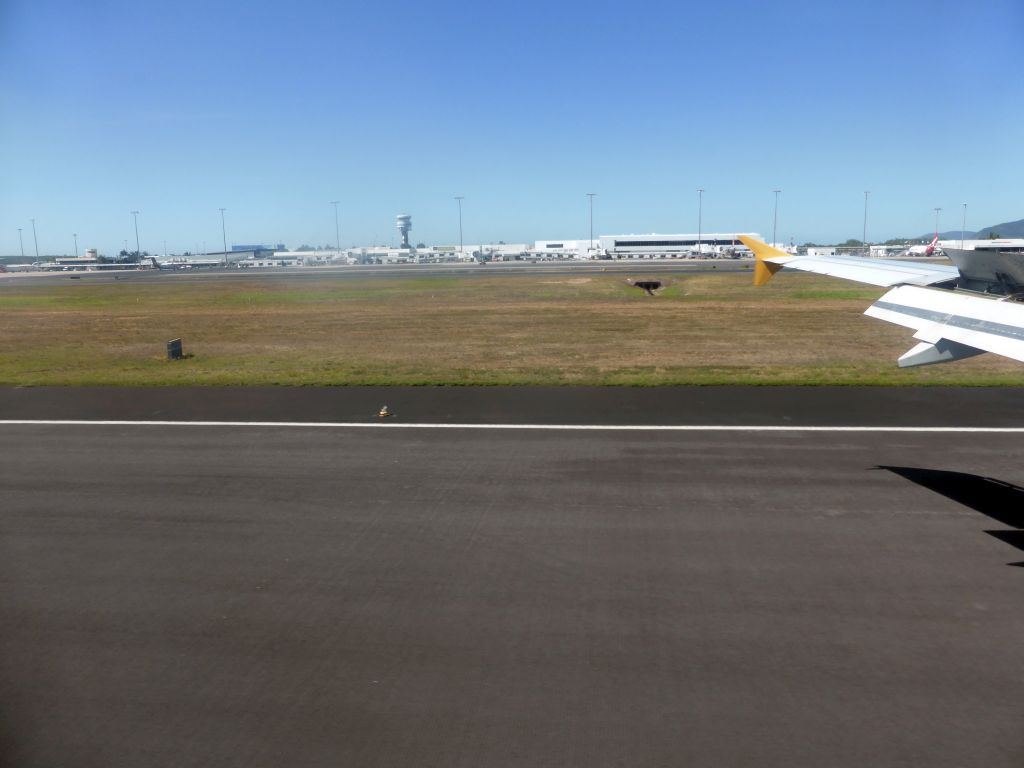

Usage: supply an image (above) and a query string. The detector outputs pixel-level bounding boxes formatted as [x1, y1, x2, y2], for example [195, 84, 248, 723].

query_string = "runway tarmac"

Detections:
[0, 387, 1022, 767]
[4, 384, 1024, 426]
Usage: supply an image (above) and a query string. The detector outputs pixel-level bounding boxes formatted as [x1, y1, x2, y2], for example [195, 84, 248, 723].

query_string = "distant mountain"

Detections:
[974, 218, 1024, 239]
[914, 218, 1024, 241]
[915, 230, 978, 240]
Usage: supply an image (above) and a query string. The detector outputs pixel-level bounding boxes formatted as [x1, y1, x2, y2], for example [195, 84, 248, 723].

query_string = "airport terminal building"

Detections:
[597, 233, 762, 259]
[937, 238, 1024, 253]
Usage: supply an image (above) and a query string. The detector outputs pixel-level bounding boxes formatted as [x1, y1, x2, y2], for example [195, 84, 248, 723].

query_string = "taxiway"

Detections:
[0, 387, 1021, 767]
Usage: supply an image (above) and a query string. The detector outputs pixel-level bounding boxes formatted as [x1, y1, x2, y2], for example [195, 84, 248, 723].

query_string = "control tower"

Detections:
[396, 214, 412, 249]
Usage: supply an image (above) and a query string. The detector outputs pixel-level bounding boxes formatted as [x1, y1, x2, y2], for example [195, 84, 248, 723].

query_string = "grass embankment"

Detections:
[0, 271, 1020, 386]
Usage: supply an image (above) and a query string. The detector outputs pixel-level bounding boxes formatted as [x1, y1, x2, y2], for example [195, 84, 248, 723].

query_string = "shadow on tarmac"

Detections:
[879, 466, 1024, 567]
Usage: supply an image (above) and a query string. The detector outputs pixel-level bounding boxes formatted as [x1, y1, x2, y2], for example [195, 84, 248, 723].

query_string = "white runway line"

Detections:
[1, 420, 1024, 433]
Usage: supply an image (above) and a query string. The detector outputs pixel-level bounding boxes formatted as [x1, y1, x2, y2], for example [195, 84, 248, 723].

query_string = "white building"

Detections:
[807, 246, 838, 257]
[479, 243, 531, 261]
[532, 240, 595, 259]
[340, 246, 444, 264]
[272, 249, 353, 265]
[938, 238, 1024, 253]
[868, 245, 904, 257]
[597, 233, 761, 259]
[238, 254, 305, 268]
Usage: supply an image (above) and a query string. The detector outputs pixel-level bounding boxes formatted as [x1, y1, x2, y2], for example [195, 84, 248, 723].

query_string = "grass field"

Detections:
[1, 270, 1021, 386]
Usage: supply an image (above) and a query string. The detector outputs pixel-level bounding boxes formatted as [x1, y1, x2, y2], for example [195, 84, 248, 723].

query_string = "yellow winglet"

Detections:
[738, 235, 792, 286]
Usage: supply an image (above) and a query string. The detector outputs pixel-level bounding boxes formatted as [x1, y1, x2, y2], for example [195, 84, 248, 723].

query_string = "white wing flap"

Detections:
[763, 255, 959, 288]
[866, 286, 1024, 363]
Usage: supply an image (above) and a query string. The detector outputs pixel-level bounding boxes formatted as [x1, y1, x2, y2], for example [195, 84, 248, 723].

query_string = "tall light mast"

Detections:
[697, 188, 704, 256]
[772, 190, 781, 247]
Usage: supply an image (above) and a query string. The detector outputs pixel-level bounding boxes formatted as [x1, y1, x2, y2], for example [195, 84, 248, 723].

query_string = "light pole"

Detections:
[31, 218, 38, 260]
[586, 193, 596, 254]
[862, 191, 870, 251]
[17, 228, 24, 259]
[330, 201, 341, 255]
[73, 233, 78, 258]
[961, 203, 967, 249]
[219, 208, 227, 264]
[131, 211, 141, 260]
[455, 196, 464, 255]
[772, 190, 781, 247]
[933, 207, 942, 238]
[697, 188, 704, 256]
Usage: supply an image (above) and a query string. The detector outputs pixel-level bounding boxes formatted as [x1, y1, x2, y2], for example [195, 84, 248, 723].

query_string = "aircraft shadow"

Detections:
[878, 465, 1024, 567]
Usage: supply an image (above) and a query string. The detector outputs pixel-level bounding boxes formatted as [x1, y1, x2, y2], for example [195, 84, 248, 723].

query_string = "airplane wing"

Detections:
[739, 235, 1024, 367]
[867, 285, 1024, 366]
[738, 236, 959, 288]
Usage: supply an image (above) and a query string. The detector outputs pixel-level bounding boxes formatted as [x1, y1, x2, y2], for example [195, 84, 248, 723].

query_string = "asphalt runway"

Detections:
[4, 384, 1024, 426]
[1, 387, 1022, 767]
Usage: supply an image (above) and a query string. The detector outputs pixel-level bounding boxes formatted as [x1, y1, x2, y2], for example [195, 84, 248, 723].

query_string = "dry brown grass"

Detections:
[0, 271, 1020, 385]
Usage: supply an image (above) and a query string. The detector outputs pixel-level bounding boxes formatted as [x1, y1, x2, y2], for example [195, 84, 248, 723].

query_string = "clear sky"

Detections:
[1, 0, 1021, 256]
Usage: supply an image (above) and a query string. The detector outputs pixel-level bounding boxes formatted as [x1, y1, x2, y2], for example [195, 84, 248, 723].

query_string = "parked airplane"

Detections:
[906, 234, 940, 256]
[739, 235, 1024, 367]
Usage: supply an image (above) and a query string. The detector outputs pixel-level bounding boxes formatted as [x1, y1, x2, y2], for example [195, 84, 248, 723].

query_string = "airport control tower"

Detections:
[396, 214, 412, 249]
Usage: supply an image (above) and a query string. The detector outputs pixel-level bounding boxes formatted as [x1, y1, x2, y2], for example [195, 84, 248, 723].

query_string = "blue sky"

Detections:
[1, 0, 1021, 256]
